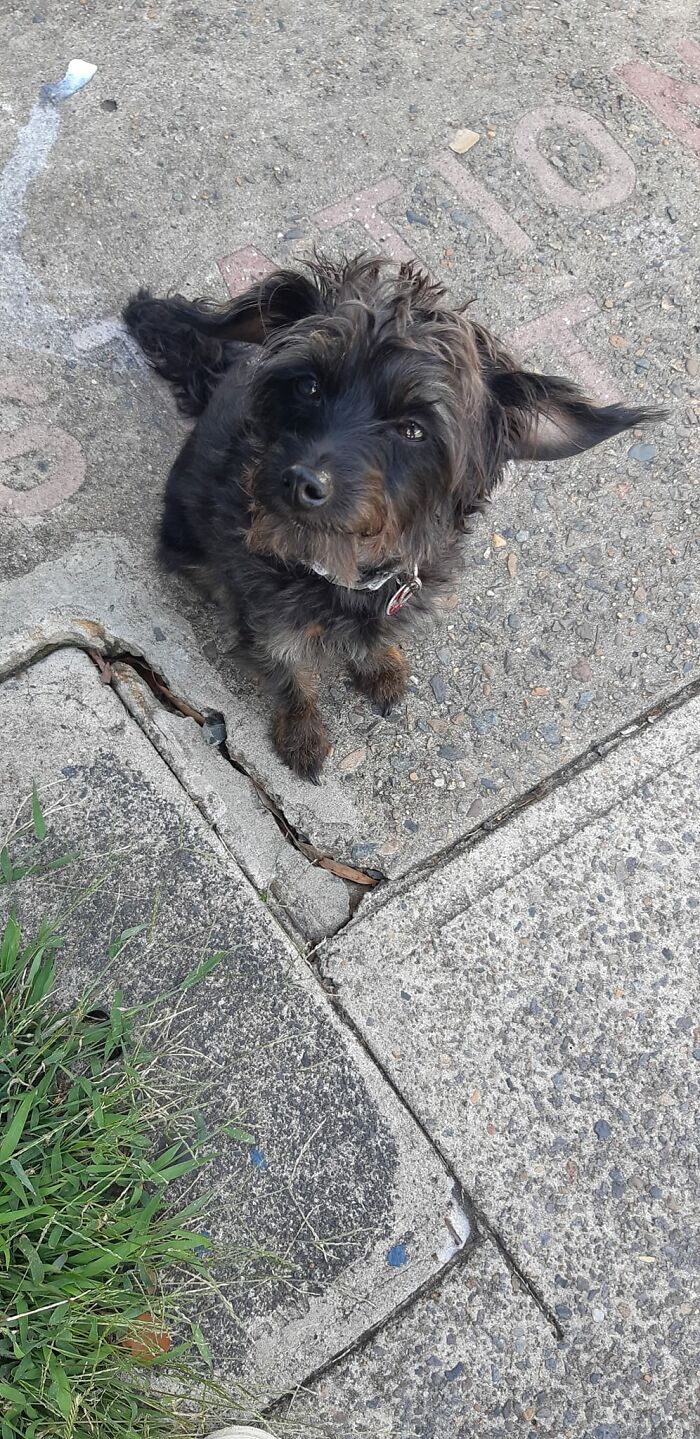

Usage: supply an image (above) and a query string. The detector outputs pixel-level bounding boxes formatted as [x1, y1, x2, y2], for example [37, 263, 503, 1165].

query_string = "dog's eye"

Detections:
[296, 375, 321, 400]
[397, 420, 425, 442]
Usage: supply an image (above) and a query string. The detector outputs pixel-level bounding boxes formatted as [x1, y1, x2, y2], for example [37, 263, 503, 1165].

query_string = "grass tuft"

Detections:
[0, 905, 224, 1439]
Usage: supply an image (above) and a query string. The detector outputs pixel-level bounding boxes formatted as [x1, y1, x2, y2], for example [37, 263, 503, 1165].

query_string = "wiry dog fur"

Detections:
[124, 254, 660, 780]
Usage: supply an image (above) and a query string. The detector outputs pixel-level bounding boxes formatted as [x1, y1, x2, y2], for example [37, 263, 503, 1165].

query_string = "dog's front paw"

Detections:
[350, 644, 410, 715]
[272, 702, 331, 783]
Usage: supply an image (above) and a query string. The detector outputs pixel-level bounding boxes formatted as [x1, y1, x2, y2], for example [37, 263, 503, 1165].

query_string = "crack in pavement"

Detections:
[307, 976, 565, 1345]
[81, 644, 384, 890]
[348, 671, 700, 933]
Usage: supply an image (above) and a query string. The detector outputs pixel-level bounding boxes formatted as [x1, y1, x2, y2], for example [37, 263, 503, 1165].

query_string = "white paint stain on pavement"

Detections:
[0, 61, 139, 369]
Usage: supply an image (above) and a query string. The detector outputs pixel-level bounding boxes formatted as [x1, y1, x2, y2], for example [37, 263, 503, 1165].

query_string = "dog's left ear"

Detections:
[156, 269, 322, 346]
[490, 368, 664, 462]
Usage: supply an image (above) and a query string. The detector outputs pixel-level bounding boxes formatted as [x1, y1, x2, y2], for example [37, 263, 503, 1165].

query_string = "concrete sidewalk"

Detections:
[1, 0, 698, 1435]
[301, 694, 700, 1436]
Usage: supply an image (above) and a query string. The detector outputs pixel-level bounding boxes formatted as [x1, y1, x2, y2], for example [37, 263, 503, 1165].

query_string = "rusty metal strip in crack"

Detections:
[86, 647, 380, 890]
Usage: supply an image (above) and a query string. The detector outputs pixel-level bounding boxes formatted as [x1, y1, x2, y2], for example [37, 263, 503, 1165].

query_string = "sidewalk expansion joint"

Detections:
[265, 1215, 488, 1423]
[83, 644, 385, 899]
[349, 672, 700, 930]
[310, 973, 565, 1344]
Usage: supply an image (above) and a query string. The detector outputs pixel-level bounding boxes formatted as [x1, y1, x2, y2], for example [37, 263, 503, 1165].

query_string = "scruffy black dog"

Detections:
[124, 255, 658, 781]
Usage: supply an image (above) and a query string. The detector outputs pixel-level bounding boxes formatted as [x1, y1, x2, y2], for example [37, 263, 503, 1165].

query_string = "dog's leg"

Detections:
[232, 617, 331, 782]
[156, 436, 206, 569]
[236, 647, 326, 782]
[259, 658, 330, 783]
[349, 643, 410, 716]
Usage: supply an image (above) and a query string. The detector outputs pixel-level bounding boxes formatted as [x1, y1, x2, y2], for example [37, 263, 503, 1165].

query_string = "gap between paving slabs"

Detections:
[95, 637, 700, 972]
[5, 648, 692, 1422]
[7, 598, 696, 955]
[102, 631, 573, 1401]
[2, 641, 570, 1392]
[346, 669, 700, 938]
[5, 603, 694, 1420]
[88, 645, 384, 893]
[0, 540, 371, 947]
[262, 1228, 539, 1434]
[309, 965, 566, 1349]
[89, 646, 700, 964]
[0, 641, 564, 1418]
[311, 686, 700, 1432]
[5, 626, 378, 948]
[293, 662, 700, 1362]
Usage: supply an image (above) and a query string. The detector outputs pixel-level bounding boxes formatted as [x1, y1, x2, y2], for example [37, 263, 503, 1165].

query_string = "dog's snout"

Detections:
[283, 464, 332, 510]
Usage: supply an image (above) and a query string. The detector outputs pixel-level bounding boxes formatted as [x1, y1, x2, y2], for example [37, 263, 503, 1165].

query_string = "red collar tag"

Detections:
[386, 572, 422, 617]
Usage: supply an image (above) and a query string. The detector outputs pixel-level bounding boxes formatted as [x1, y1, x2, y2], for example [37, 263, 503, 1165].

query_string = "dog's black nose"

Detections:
[283, 464, 331, 509]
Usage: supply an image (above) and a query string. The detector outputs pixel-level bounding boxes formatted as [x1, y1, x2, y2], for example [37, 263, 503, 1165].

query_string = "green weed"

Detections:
[0, 785, 256, 1437]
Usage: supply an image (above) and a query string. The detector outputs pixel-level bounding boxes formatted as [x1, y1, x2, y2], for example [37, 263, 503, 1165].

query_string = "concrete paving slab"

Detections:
[329, 686, 700, 954]
[319, 695, 700, 1434]
[110, 658, 350, 944]
[0, 647, 471, 1412]
[0, 539, 354, 941]
[1, 4, 698, 1430]
[275, 1241, 567, 1438]
[0, 5, 697, 880]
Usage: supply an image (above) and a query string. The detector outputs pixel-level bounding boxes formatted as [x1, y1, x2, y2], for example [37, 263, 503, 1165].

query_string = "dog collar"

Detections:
[309, 561, 395, 591]
[309, 561, 422, 616]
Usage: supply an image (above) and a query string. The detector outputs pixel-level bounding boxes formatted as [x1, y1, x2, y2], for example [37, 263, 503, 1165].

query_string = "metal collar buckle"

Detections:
[309, 562, 396, 591]
[386, 567, 422, 617]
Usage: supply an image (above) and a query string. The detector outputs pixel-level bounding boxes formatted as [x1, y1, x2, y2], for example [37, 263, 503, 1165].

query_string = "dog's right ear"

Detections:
[158, 270, 322, 345]
[491, 368, 664, 463]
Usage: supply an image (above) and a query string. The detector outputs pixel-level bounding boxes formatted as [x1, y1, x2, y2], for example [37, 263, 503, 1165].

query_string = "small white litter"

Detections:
[449, 127, 480, 154]
[206, 1429, 275, 1438]
[41, 59, 97, 104]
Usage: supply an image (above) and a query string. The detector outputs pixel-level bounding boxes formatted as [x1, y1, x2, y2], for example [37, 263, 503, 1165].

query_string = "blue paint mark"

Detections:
[250, 1148, 268, 1170]
[386, 1242, 408, 1268]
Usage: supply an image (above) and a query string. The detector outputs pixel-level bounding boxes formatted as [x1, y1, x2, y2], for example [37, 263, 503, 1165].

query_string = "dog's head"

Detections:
[203, 255, 659, 582]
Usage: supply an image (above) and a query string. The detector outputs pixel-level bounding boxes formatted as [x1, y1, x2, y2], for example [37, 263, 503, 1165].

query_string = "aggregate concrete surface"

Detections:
[0, 648, 470, 1410]
[276, 1243, 569, 1439]
[1, 0, 698, 1433]
[0, 539, 354, 944]
[0, 0, 697, 875]
[318, 697, 700, 1435]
